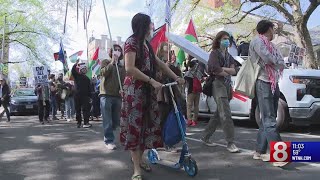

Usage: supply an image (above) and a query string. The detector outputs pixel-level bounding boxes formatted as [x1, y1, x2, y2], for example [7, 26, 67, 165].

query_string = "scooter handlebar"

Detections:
[162, 82, 178, 87]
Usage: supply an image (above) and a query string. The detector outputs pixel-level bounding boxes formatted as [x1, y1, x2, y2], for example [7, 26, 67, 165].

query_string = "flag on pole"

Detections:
[87, 47, 99, 79]
[177, 19, 198, 65]
[69, 50, 83, 63]
[165, 0, 171, 27]
[58, 40, 69, 74]
[150, 24, 167, 53]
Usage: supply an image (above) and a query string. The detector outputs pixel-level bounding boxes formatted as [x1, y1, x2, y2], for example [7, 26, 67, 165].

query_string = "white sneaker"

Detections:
[253, 152, 270, 161]
[67, 119, 71, 122]
[227, 143, 240, 153]
[105, 143, 117, 150]
[273, 162, 289, 167]
[200, 137, 217, 147]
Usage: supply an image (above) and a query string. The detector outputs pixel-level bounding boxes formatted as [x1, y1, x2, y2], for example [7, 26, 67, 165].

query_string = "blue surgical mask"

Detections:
[221, 39, 230, 48]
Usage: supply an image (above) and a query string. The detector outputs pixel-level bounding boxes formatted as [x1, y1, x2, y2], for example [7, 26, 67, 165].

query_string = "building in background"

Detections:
[88, 34, 125, 60]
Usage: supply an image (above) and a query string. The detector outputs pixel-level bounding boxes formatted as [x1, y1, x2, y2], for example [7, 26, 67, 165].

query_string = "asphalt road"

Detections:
[0, 115, 319, 180]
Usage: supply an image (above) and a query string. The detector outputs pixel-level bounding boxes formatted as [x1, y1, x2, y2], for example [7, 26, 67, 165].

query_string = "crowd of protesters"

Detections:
[4, 12, 288, 180]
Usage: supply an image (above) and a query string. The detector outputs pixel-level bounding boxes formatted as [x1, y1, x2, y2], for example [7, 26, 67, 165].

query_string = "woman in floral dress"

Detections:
[120, 13, 185, 180]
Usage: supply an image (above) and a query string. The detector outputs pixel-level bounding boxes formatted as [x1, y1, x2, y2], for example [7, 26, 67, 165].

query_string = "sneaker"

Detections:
[227, 143, 240, 153]
[83, 124, 92, 128]
[67, 119, 71, 122]
[41, 121, 45, 125]
[200, 137, 217, 147]
[105, 143, 117, 150]
[165, 146, 178, 153]
[260, 154, 271, 162]
[52, 116, 59, 120]
[253, 152, 262, 160]
[77, 124, 81, 128]
[273, 162, 289, 167]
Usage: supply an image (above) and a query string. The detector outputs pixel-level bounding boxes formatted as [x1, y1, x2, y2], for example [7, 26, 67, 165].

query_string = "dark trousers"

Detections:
[0, 102, 10, 121]
[75, 94, 90, 125]
[38, 100, 50, 122]
[91, 92, 101, 117]
[57, 96, 65, 117]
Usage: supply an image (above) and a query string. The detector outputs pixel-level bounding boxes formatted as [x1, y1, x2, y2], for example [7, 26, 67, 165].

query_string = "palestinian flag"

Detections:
[69, 50, 83, 63]
[87, 47, 99, 79]
[150, 24, 167, 53]
[177, 19, 198, 65]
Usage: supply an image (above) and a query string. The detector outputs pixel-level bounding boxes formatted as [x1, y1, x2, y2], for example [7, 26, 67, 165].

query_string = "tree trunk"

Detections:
[294, 24, 318, 69]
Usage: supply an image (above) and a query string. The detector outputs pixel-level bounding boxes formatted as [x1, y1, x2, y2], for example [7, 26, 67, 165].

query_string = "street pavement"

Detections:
[0, 115, 319, 180]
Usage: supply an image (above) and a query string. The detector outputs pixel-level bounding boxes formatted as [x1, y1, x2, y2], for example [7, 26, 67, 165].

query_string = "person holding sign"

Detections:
[71, 60, 92, 128]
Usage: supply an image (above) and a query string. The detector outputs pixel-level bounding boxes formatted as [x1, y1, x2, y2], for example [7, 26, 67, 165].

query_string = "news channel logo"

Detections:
[270, 142, 320, 162]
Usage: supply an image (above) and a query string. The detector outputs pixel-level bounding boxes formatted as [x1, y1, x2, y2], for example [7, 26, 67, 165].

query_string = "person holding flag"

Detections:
[100, 44, 125, 150]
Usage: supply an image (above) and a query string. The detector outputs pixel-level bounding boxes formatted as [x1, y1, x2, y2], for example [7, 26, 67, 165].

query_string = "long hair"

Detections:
[212, 31, 230, 50]
[130, 13, 156, 78]
[108, 44, 123, 60]
[156, 42, 169, 61]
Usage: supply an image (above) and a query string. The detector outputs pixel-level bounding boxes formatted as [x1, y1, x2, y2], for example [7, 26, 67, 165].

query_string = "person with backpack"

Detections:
[184, 59, 203, 127]
[201, 31, 240, 153]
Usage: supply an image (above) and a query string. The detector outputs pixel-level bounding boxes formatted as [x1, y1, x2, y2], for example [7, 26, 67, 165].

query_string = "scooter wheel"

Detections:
[183, 157, 198, 177]
[147, 149, 159, 164]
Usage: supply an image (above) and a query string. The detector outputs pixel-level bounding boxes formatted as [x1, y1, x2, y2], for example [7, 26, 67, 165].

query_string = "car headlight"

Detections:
[290, 76, 311, 84]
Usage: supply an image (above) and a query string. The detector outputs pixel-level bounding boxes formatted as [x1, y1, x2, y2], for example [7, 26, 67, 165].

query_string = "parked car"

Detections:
[10, 88, 38, 115]
[198, 56, 320, 130]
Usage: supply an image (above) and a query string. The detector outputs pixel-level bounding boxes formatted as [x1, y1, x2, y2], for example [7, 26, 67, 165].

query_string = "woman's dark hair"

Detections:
[256, 20, 274, 34]
[212, 31, 230, 50]
[130, 13, 156, 78]
[109, 44, 123, 60]
[188, 61, 196, 68]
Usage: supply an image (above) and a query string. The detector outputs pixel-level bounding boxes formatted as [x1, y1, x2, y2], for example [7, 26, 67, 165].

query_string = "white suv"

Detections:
[198, 56, 320, 130]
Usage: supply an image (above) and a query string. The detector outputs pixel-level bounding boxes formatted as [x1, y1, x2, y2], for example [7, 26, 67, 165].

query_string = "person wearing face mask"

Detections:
[250, 20, 287, 167]
[71, 60, 93, 128]
[201, 31, 240, 153]
[99, 44, 125, 150]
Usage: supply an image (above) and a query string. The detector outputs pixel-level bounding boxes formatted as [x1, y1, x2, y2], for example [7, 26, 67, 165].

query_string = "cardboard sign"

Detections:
[33, 66, 48, 84]
[19, 77, 27, 87]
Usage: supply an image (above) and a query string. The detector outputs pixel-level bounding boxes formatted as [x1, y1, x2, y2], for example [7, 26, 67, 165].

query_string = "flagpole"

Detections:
[101, 0, 123, 92]
[166, 0, 171, 65]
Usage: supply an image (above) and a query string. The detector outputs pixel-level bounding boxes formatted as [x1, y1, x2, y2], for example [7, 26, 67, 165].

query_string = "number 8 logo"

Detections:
[273, 142, 288, 162]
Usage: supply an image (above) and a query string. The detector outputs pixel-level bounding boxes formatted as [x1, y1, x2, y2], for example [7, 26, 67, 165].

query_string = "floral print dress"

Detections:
[120, 36, 163, 150]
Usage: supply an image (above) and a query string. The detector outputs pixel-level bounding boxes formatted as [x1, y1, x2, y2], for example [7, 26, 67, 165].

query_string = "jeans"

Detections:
[75, 95, 90, 125]
[100, 95, 121, 144]
[38, 100, 50, 122]
[65, 96, 75, 119]
[255, 80, 282, 154]
[50, 96, 57, 117]
[202, 80, 235, 143]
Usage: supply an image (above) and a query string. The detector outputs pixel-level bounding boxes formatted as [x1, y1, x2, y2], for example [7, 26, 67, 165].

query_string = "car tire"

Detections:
[255, 99, 289, 131]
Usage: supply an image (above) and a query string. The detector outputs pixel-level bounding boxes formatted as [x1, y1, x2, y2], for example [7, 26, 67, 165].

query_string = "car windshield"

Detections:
[14, 89, 35, 97]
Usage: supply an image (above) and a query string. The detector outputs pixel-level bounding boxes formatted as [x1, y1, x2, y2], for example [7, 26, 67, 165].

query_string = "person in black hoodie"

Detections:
[72, 60, 92, 128]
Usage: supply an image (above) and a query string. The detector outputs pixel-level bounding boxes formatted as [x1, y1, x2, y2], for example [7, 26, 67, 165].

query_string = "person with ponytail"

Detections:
[120, 13, 185, 180]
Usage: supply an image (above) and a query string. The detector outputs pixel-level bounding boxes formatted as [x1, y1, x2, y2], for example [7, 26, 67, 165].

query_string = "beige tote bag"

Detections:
[234, 57, 261, 99]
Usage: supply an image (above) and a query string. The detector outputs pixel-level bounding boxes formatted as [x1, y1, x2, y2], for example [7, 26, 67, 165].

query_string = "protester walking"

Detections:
[201, 31, 240, 153]
[120, 13, 185, 180]
[64, 80, 75, 122]
[35, 84, 50, 124]
[184, 59, 203, 127]
[56, 73, 66, 119]
[0, 78, 11, 122]
[249, 20, 287, 167]
[49, 74, 58, 120]
[100, 44, 125, 150]
[72, 61, 92, 128]
[90, 75, 101, 120]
